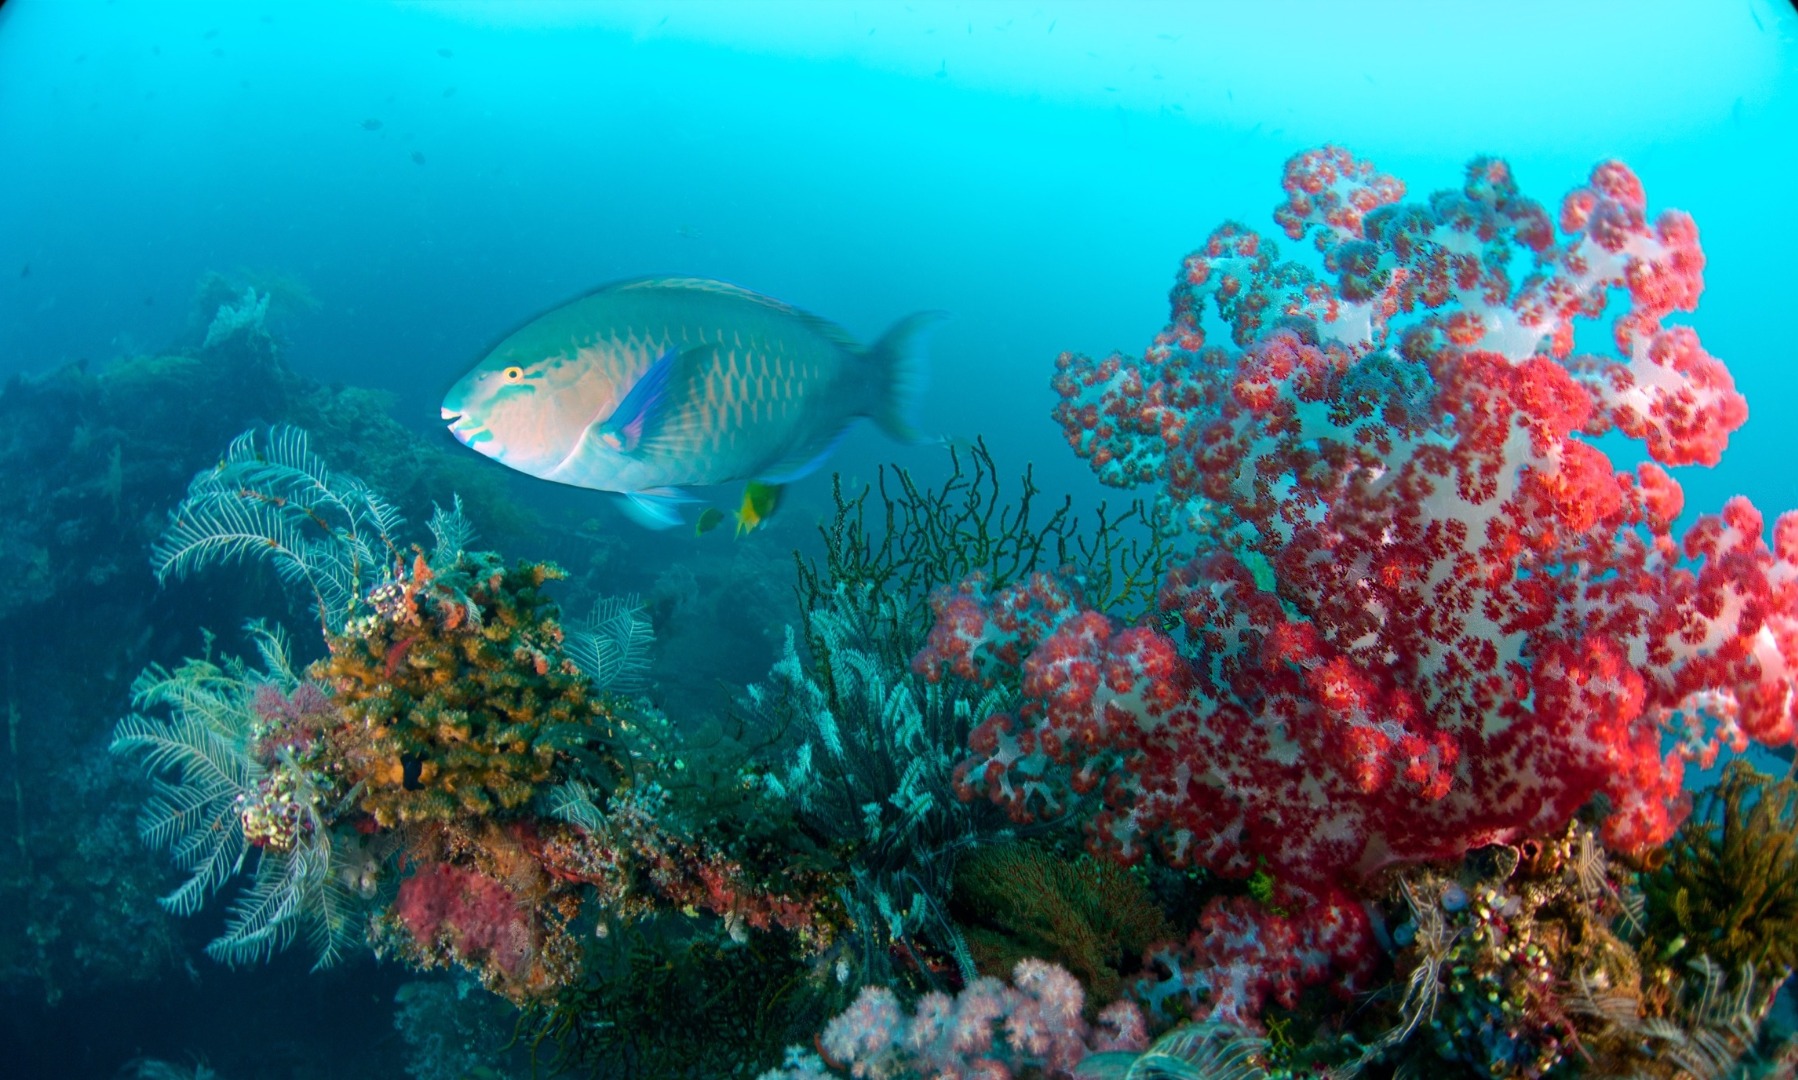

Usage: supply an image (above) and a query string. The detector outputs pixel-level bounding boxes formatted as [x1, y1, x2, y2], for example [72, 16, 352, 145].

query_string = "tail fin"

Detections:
[863, 311, 945, 444]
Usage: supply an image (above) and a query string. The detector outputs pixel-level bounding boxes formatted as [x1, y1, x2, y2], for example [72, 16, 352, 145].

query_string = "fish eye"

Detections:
[503, 366, 524, 381]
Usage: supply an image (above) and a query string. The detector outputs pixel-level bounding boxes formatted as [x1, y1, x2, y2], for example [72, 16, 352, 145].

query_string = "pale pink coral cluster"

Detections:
[919, 146, 1798, 931]
[760, 959, 1146, 1080]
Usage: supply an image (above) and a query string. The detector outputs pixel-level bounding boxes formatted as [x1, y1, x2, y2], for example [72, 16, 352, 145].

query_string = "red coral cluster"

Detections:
[248, 679, 333, 757]
[923, 148, 1798, 921]
[528, 785, 836, 943]
[393, 863, 538, 984]
[1136, 890, 1376, 1029]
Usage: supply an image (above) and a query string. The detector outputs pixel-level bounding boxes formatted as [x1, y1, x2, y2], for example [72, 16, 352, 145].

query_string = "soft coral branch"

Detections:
[926, 148, 1798, 917]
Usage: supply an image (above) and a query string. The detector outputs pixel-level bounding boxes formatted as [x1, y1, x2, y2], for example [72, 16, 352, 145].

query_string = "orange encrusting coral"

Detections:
[313, 550, 622, 829]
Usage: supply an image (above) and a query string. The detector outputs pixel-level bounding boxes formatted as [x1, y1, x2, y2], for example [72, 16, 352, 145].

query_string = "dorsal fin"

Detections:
[609, 277, 862, 353]
[612, 276, 801, 313]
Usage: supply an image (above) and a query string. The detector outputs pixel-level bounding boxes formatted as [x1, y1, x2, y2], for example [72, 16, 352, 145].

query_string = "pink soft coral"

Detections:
[763, 959, 1146, 1080]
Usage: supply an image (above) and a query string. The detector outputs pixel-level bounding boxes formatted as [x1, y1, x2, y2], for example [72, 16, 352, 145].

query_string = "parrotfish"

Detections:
[441, 277, 937, 528]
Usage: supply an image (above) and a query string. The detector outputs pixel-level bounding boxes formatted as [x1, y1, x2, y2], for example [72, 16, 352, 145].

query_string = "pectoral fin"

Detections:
[617, 486, 699, 529]
[596, 346, 693, 454]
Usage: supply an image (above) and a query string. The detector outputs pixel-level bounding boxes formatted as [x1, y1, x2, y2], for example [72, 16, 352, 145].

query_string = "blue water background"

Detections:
[3, 0, 1794, 531]
[1, 3, 1797, 1075]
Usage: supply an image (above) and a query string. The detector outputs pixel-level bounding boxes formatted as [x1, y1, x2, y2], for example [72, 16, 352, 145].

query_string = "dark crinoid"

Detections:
[951, 841, 1172, 1009]
[1645, 759, 1798, 989]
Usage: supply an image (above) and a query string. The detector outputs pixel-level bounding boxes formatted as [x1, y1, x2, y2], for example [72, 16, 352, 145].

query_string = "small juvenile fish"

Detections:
[442, 277, 937, 527]
[694, 507, 725, 535]
[734, 481, 781, 536]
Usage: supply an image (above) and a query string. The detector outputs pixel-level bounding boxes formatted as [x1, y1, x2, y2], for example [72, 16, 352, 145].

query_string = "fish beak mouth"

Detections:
[442, 407, 474, 446]
[441, 407, 491, 451]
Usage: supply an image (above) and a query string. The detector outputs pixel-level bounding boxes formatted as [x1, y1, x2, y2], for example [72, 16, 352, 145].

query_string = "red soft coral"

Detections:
[932, 150, 1798, 984]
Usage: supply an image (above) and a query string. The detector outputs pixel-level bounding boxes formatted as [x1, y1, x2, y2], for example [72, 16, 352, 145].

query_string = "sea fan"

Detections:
[566, 595, 653, 693]
[152, 426, 404, 632]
